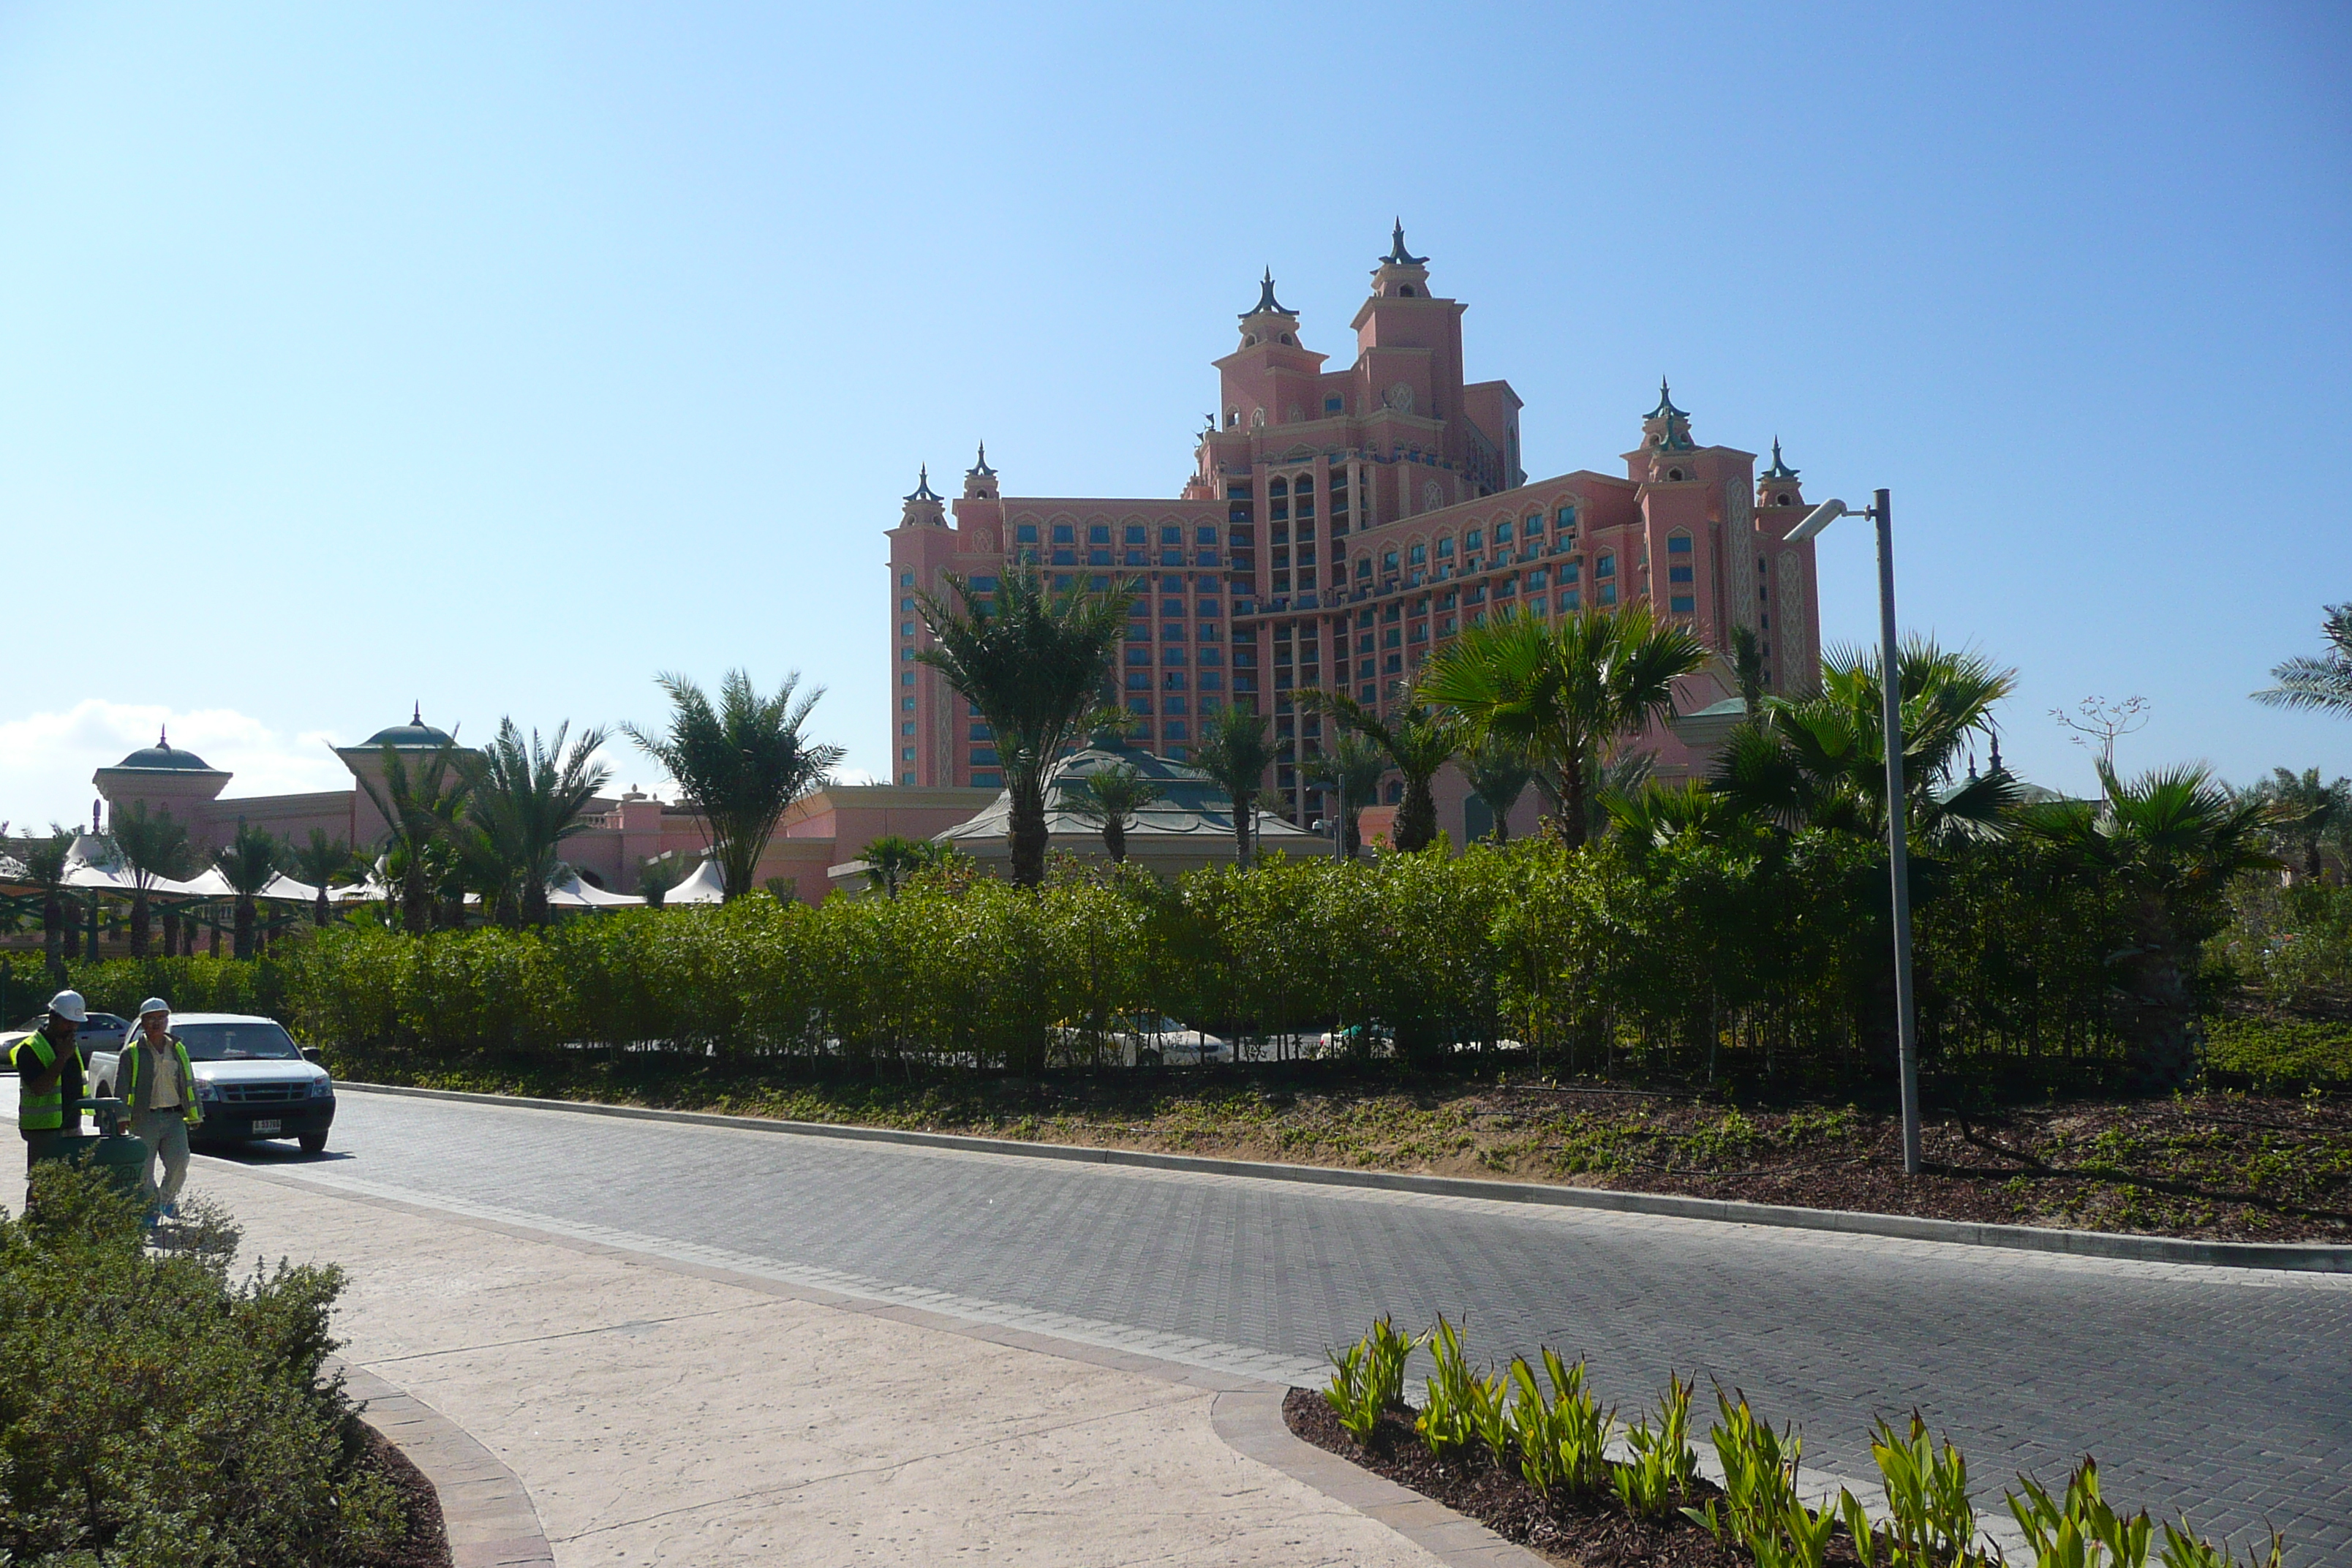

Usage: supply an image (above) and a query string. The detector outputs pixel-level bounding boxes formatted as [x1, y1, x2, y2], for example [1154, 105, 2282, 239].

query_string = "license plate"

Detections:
[250, 1118, 282, 1136]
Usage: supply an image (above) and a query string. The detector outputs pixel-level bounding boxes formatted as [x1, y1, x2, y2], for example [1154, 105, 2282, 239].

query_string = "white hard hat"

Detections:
[48, 990, 88, 1023]
[137, 997, 170, 1018]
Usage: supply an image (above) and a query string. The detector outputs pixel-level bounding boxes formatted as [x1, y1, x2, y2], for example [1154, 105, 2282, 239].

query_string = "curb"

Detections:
[337, 1358, 554, 1567]
[336, 1080, 2352, 1274]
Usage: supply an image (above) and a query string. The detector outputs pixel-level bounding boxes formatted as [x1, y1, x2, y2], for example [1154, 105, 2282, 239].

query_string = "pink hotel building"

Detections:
[889, 227, 1823, 835]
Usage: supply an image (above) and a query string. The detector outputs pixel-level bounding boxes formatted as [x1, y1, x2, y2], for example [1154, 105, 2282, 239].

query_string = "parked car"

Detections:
[1, 1011, 133, 1065]
[1055, 1014, 1232, 1066]
[84, 1013, 336, 1154]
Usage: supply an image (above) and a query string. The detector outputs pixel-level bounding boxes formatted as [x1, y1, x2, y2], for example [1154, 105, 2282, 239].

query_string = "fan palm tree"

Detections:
[287, 829, 359, 928]
[356, 740, 470, 933]
[2252, 603, 2352, 719]
[212, 823, 282, 961]
[19, 826, 75, 977]
[2020, 764, 2280, 1090]
[1710, 638, 2020, 847]
[1460, 735, 1534, 843]
[1064, 764, 1163, 863]
[2248, 766, 2348, 882]
[1193, 705, 1278, 865]
[1303, 732, 1386, 859]
[464, 719, 614, 925]
[1420, 605, 1708, 848]
[625, 672, 842, 902]
[859, 834, 946, 896]
[1298, 690, 1458, 853]
[108, 801, 193, 957]
[913, 566, 1131, 887]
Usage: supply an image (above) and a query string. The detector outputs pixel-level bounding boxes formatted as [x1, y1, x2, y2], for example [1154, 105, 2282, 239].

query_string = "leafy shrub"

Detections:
[1322, 1315, 1413, 1447]
[0, 1166, 404, 1566]
[1412, 1314, 1507, 1463]
[1870, 1411, 1992, 1567]
[2202, 1017, 2352, 1093]
[1504, 1347, 1613, 1499]
[1607, 1371, 1700, 1518]
[1685, 1387, 1802, 1550]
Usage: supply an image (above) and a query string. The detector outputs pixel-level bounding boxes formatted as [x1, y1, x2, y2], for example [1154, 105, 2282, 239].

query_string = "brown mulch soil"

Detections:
[1281, 1387, 1866, 1568]
[355, 1420, 453, 1568]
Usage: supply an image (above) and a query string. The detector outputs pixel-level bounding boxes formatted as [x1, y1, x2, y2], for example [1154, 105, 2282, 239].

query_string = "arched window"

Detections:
[1436, 535, 1455, 559]
[1409, 542, 1428, 565]
[1399, 285, 1416, 298]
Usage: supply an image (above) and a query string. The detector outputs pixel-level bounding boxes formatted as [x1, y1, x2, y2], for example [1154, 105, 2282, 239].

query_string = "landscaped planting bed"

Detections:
[323, 1052, 2352, 1243]
[1290, 1315, 2288, 1567]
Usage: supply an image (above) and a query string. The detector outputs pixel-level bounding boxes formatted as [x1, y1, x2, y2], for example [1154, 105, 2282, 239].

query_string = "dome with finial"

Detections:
[111, 725, 219, 773]
[1240, 268, 1294, 320]
[363, 704, 458, 749]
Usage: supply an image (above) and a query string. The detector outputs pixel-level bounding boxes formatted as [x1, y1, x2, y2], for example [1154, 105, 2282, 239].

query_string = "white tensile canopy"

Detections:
[660, 857, 727, 905]
[544, 871, 643, 909]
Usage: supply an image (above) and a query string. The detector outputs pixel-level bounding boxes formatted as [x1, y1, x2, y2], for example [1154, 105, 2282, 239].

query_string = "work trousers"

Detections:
[129, 1109, 192, 1212]
[20, 1128, 64, 1173]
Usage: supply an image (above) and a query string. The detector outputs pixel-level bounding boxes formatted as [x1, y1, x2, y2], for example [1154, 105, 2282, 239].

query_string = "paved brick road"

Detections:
[244, 1092, 2351, 1564]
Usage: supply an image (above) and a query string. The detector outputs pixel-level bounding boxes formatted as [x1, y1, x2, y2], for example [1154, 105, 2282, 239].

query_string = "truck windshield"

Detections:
[173, 1022, 303, 1062]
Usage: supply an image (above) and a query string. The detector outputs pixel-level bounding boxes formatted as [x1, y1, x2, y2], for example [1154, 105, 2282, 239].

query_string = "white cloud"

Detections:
[0, 700, 353, 831]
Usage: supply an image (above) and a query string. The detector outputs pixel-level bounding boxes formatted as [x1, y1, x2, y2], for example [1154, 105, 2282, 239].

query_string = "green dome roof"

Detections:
[363, 706, 457, 749]
[110, 729, 218, 773]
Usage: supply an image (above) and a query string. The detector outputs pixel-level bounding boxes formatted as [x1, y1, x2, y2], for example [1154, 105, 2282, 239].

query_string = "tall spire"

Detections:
[1648, 377, 1689, 421]
[966, 442, 995, 479]
[157, 725, 170, 751]
[904, 464, 941, 503]
[1241, 268, 1293, 318]
[1763, 437, 1799, 480]
[1380, 219, 1428, 266]
[411, 702, 423, 726]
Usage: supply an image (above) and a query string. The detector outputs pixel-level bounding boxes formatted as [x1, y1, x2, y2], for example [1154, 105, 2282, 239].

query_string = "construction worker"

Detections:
[12, 990, 86, 1170]
[118, 998, 202, 1218]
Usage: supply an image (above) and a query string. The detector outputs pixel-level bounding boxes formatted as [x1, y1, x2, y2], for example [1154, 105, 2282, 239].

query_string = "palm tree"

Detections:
[913, 566, 1131, 888]
[1298, 690, 1457, 853]
[356, 740, 470, 933]
[464, 719, 614, 924]
[635, 852, 686, 907]
[2020, 764, 2280, 1090]
[288, 829, 358, 928]
[1710, 638, 2019, 847]
[1460, 735, 1534, 843]
[2252, 603, 2352, 719]
[859, 834, 943, 896]
[212, 823, 282, 961]
[1726, 624, 1768, 712]
[1194, 705, 1278, 865]
[625, 671, 842, 902]
[1420, 605, 1708, 848]
[1065, 764, 1163, 864]
[19, 826, 75, 978]
[108, 801, 193, 957]
[2248, 767, 2348, 882]
[1303, 732, 1386, 859]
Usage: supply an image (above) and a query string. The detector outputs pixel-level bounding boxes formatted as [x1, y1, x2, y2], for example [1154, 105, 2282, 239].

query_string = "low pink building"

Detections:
[88, 715, 992, 905]
[890, 225, 1823, 843]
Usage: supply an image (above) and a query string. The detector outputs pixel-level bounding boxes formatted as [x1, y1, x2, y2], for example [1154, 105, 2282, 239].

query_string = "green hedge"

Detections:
[85, 834, 2146, 1088]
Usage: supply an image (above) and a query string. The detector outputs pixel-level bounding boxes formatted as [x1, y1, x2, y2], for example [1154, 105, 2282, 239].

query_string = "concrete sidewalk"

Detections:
[0, 1147, 1518, 1567]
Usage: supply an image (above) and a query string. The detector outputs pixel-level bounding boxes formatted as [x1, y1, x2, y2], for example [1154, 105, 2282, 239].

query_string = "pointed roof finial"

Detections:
[1648, 377, 1689, 421]
[1242, 268, 1293, 318]
[411, 702, 423, 726]
[1381, 219, 1428, 266]
[157, 725, 170, 750]
[1763, 437, 1800, 480]
[905, 464, 942, 503]
[967, 442, 995, 478]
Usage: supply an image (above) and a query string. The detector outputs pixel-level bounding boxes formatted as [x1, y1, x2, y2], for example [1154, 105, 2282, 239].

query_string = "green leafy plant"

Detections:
[1686, 1387, 1803, 1550]
[1412, 1314, 1507, 1463]
[1607, 1370, 1699, 1518]
[1323, 1315, 1414, 1447]
[2156, 1519, 2285, 1568]
[2007, 1460, 2152, 1568]
[1872, 1411, 1993, 1566]
[1505, 1348, 1613, 1499]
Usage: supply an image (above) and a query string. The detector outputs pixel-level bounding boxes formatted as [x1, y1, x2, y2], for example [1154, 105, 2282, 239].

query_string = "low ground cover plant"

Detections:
[1311, 1317, 2288, 1568]
[0, 1166, 410, 1567]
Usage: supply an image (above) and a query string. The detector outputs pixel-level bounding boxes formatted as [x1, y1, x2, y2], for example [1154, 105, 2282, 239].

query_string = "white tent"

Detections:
[59, 834, 211, 897]
[545, 871, 643, 910]
[660, 857, 727, 905]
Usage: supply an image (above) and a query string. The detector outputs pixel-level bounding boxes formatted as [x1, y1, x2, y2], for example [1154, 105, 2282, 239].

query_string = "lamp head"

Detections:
[1786, 497, 1848, 543]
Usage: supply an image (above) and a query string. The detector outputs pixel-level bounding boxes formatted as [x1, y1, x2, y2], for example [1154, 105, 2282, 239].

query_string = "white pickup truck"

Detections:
[85, 1012, 337, 1154]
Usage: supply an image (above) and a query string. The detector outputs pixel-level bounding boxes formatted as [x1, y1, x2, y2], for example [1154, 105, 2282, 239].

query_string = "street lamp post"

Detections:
[1788, 487, 1923, 1175]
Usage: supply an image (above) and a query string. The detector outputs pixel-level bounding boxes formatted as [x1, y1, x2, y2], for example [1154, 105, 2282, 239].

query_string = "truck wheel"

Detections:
[298, 1131, 328, 1155]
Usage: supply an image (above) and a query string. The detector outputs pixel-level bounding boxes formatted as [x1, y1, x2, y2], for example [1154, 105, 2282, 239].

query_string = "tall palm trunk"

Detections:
[1009, 777, 1049, 886]
[130, 892, 152, 957]
[42, 893, 63, 979]
[233, 895, 257, 961]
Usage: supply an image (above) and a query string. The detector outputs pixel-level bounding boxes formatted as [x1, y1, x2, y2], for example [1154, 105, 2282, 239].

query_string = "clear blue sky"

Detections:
[4, 1, 2347, 823]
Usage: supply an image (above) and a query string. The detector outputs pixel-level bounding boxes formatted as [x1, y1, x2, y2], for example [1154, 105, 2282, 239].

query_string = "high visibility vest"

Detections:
[121, 1037, 203, 1126]
[10, 1029, 75, 1132]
